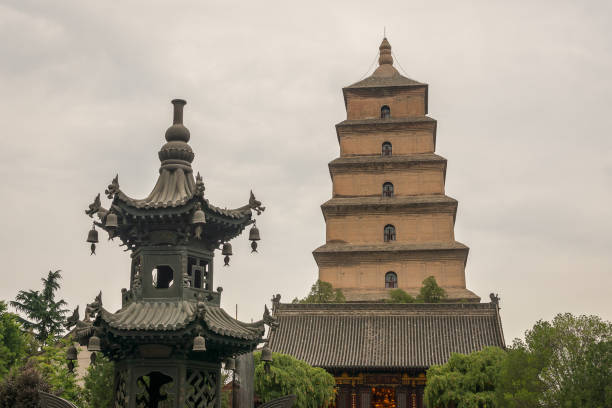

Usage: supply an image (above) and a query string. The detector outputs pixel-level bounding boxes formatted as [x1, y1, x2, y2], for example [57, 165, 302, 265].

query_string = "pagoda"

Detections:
[74, 99, 273, 408]
[313, 38, 479, 302]
[268, 39, 504, 408]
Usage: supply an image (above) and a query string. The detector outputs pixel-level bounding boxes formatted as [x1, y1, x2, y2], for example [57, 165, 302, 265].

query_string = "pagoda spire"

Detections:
[378, 37, 393, 66]
[159, 99, 194, 172]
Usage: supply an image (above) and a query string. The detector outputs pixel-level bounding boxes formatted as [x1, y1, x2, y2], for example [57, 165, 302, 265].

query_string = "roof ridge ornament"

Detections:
[105, 175, 119, 199]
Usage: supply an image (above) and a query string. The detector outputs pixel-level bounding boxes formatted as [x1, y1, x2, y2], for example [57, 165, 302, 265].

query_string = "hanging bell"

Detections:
[87, 225, 99, 255]
[222, 242, 232, 266]
[192, 205, 206, 225]
[66, 344, 78, 361]
[222, 242, 233, 256]
[87, 226, 99, 243]
[249, 224, 260, 253]
[87, 335, 101, 352]
[224, 357, 236, 371]
[105, 213, 118, 229]
[193, 334, 206, 352]
[261, 346, 273, 363]
[249, 225, 260, 241]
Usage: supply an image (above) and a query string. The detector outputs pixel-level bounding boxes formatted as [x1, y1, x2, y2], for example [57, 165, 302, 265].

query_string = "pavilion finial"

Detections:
[165, 98, 190, 143]
[378, 37, 393, 66]
[172, 99, 186, 125]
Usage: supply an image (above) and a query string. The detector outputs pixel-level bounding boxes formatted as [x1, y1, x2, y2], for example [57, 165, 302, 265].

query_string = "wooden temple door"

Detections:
[356, 386, 371, 408]
[335, 385, 352, 408]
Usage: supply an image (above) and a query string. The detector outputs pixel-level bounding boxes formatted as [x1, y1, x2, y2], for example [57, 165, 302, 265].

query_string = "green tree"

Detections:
[424, 346, 505, 408]
[0, 361, 51, 408]
[417, 276, 447, 303]
[83, 354, 114, 408]
[254, 351, 335, 408]
[0, 302, 29, 379]
[292, 280, 345, 304]
[10, 270, 69, 344]
[387, 289, 415, 303]
[30, 336, 83, 406]
[496, 313, 612, 408]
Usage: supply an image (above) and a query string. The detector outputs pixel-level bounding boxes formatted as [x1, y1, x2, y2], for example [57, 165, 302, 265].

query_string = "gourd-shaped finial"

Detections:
[378, 38, 393, 66]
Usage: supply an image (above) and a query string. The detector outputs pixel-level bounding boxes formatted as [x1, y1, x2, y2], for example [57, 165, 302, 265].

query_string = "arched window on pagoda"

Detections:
[382, 141, 392, 156]
[384, 224, 396, 242]
[382, 182, 394, 197]
[385, 272, 398, 288]
[381, 105, 391, 119]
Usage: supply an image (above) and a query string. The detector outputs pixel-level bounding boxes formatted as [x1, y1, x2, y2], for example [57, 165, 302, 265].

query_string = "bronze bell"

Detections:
[224, 357, 236, 371]
[87, 335, 101, 352]
[192, 206, 206, 225]
[249, 225, 260, 241]
[105, 213, 118, 229]
[222, 242, 233, 256]
[193, 334, 206, 352]
[87, 226, 99, 243]
[66, 344, 78, 361]
[261, 346, 273, 363]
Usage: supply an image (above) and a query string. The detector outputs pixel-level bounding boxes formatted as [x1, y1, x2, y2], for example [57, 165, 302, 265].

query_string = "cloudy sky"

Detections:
[1, 0, 610, 343]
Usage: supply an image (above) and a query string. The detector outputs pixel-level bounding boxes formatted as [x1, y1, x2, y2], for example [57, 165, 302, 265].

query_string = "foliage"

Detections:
[30, 336, 83, 406]
[496, 313, 612, 408]
[83, 354, 114, 408]
[424, 346, 505, 408]
[10, 270, 69, 344]
[292, 280, 345, 304]
[387, 289, 415, 303]
[254, 351, 335, 408]
[0, 302, 30, 379]
[417, 276, 447, 303]
[0, 361, 51, 408]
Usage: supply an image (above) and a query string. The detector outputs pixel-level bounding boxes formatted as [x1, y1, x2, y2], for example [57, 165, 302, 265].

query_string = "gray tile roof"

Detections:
[100, 300, 264, 340]
[268, 303, 505, 370]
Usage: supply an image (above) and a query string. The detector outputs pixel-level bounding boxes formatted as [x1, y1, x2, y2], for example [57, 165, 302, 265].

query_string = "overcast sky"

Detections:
[1, 0, 611, 343]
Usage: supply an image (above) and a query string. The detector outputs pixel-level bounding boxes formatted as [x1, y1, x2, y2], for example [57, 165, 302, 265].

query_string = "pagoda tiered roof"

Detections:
[99, 300, 264, 340]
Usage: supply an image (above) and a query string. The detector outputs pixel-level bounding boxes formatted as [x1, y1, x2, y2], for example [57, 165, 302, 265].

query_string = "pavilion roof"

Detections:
[99, 300, 265, 341]
[268, 302, 505, 371]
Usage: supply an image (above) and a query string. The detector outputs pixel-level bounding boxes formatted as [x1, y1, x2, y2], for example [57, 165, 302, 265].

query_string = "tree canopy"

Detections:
[10, 270, 68, 344]
[496, 313, 612, 408]
[425, 346, 505, 408]
[253, 351, 335, 408]
[417, 276, 447, 303]
[292, 280, 345, 304]
[425, 313, 612, 408]
[0, 302, 29, 379]
[386, 276, 447, 303]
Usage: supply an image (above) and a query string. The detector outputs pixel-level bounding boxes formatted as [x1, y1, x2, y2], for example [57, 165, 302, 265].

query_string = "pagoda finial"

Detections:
[165, 99, 190, 143]
[378, 37, 393, 66]
[159, 98, 194, 169]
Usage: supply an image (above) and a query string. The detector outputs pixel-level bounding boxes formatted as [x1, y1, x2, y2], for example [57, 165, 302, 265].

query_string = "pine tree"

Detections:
[10, 270, 68, 344]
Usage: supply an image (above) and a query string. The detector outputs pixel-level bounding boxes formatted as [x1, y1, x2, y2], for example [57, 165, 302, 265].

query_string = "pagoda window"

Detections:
[152, 265, 174, 289]
[188, 257, 209, 289]
[381, 105, 391, 119]
[385, 272, 398, 288]
[384, 224, 396, 242]
[382, 141, 392, 156]
[382, 182, 394, 197]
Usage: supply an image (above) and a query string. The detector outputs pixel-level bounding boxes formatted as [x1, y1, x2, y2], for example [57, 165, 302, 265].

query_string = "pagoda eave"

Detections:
[321, 195, 458, 218]
[313, 242, 469, 265]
